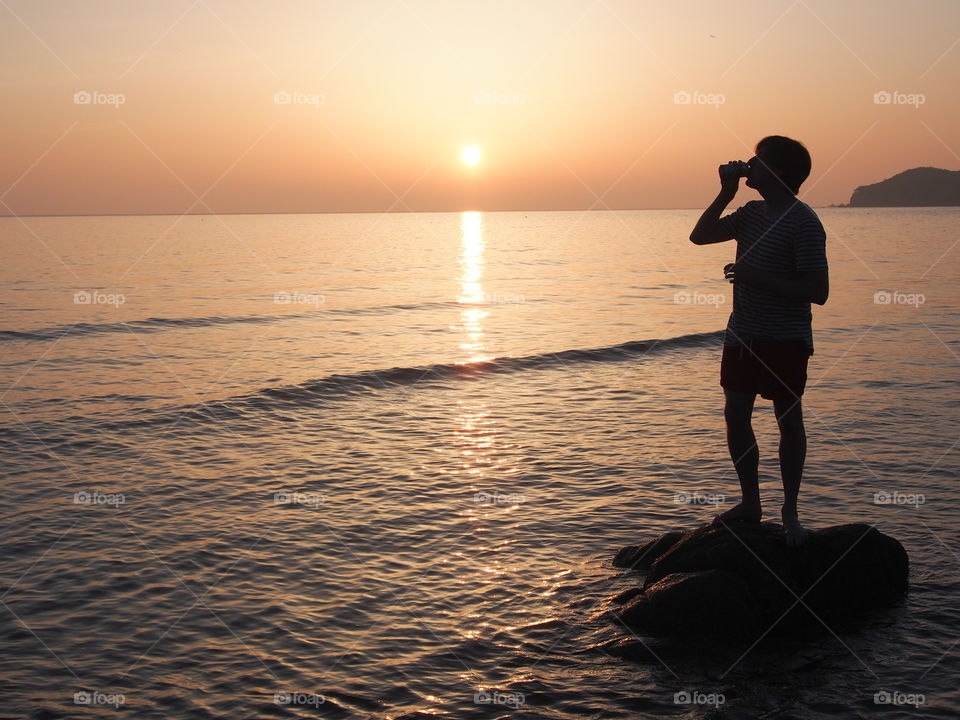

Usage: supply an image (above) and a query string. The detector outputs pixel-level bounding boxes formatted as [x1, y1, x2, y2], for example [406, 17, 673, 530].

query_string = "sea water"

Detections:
[1, 208, 958, 718]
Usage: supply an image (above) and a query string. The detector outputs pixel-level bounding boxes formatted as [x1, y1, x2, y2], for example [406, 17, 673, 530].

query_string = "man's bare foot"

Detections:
[781, 510, 809, 547]
[712, 502, 762, 527]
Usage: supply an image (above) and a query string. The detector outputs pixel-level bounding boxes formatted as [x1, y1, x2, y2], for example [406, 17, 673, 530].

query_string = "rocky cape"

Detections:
[611, 522, 908, 639]
[846, 167, 960, 207]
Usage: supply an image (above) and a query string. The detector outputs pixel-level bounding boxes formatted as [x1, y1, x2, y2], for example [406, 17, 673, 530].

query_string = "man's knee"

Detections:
[774, 397, 805, 434]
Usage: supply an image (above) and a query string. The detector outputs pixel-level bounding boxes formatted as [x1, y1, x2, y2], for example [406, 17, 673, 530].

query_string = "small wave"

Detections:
[0, 315, 287, 342]
[9, 330, 723, 441]
[0, 301, 467, 343]
[220, 330, 724, 410]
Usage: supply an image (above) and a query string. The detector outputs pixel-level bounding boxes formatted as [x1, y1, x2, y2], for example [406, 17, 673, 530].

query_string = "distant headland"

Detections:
[839, 167, 960, 207]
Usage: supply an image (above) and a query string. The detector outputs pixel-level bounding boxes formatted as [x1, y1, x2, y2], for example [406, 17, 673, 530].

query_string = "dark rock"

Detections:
[619, 569, 760, 637]
[612, 522, 909, 639]
[613, 530, 685, 571]
[610, 586, 644, 605]
[848, 166, 960, 207]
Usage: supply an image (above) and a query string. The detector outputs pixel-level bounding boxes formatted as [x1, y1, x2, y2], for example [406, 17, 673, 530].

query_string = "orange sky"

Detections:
[1, 0, 958, 215]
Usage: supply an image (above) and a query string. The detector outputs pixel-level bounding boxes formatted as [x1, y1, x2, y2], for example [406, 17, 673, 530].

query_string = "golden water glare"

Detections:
[452, 211, 524, 606]
[456, 211, 493, 364]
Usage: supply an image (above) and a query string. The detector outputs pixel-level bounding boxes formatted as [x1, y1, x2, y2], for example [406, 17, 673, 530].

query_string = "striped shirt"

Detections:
[717, 200, 828, 354]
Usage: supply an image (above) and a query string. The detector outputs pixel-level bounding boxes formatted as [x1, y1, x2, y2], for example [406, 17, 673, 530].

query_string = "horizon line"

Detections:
[0, 204, 862, 219]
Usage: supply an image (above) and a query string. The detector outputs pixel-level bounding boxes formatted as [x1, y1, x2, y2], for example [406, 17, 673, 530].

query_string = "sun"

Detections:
[462, 146, 481, 165]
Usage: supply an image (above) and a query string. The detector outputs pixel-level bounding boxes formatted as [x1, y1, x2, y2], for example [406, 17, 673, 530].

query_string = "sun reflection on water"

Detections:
[456, 211, 493, 364]
[450, 211, 534, 647]
[456, 400, 499, 462]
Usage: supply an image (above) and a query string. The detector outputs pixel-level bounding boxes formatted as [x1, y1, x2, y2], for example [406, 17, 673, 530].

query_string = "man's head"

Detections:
[746, 135, 811, 196]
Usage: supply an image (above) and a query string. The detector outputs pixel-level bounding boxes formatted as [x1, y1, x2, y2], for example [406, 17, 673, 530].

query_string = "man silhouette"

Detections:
[689, 136, 829, 547]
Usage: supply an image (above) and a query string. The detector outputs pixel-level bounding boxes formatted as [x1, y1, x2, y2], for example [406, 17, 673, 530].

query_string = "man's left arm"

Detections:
[725, 264, 828, 305]
[725, 211, 829, 305]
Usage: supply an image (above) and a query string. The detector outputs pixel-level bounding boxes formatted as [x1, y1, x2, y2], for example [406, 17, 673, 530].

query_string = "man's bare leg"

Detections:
[774, 395, 809, 546]
[713, 390, 762, 525]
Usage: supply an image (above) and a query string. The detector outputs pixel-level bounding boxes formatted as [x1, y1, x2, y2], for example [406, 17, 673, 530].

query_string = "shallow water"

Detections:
[2, 208, 959, 718]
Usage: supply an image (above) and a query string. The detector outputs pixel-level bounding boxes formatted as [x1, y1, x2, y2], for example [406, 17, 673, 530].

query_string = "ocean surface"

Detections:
[1, 208, 959, 719]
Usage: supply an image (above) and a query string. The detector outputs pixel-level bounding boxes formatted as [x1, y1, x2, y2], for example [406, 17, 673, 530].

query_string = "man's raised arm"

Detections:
[690, 163, 742, 245]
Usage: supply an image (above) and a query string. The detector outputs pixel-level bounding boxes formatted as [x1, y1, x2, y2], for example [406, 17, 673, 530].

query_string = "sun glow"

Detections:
[461, 146, 481, 165]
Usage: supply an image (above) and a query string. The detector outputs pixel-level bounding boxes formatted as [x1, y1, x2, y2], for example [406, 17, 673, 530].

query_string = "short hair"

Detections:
[755, 136, 811, 195]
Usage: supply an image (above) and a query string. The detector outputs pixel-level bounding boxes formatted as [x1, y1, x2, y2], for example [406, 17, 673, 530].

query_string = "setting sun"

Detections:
[462, 146, 481, 165]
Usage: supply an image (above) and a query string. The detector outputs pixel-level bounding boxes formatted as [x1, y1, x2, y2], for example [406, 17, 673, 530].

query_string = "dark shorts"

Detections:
[720, 339, 810, 403]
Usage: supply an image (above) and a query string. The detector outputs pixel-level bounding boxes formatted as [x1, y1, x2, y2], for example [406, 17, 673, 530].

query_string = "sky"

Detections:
[1, 0, 958, 215]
